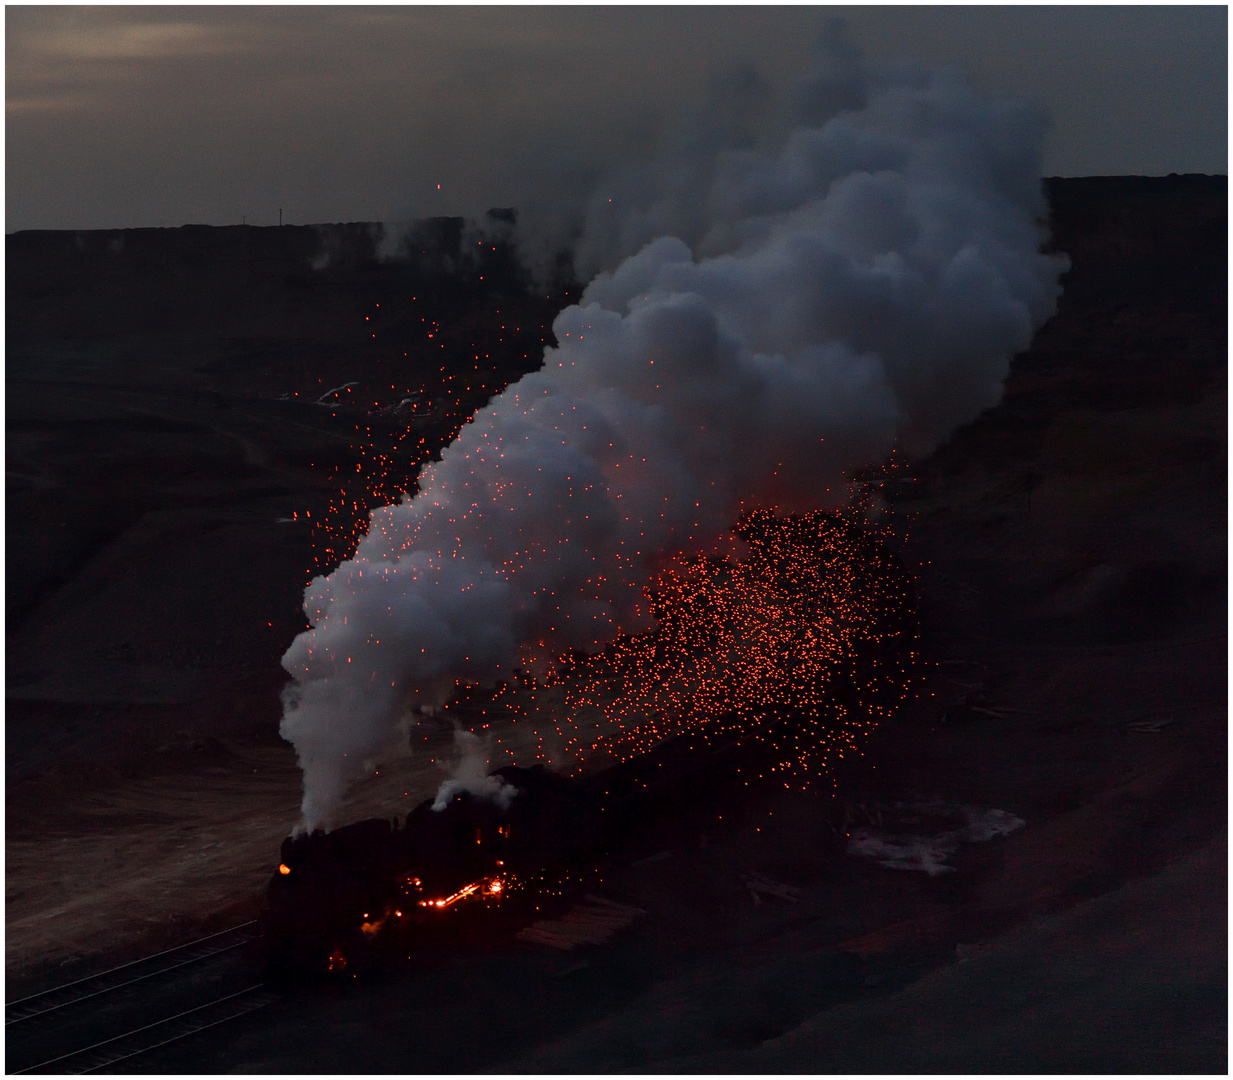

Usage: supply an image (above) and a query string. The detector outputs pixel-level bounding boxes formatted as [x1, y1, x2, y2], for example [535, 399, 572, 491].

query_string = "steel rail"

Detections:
[13, 984, 277, 1075]
[7, 939, 250, 1025]
[5, 920, 258, 1023]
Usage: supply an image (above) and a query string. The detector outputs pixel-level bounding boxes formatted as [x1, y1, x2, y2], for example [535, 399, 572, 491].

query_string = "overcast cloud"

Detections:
[5, 5, 1227, 232]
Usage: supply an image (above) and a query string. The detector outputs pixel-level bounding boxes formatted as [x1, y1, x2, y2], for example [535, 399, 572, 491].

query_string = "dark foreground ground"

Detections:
[6, 175, 1226, 1072]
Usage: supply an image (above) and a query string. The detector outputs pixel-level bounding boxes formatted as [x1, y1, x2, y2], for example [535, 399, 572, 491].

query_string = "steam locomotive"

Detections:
[260, 710, 864, 976]
[259, 714, 805, 977]
[262, 764, 601, 975]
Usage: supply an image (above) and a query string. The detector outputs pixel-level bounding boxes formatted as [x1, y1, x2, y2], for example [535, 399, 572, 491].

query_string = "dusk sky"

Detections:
[6, 5, 1227, 233]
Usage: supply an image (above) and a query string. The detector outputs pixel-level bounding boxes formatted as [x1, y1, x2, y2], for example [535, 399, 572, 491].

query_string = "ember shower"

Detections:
[281, 38, 1067, 829]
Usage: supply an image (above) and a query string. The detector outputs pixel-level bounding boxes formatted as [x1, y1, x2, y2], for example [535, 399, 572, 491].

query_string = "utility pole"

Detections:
[279, 208, 283, 226]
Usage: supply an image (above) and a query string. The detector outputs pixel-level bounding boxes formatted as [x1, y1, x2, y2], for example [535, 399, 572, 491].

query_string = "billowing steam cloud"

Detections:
[280, 32, 1066, 829]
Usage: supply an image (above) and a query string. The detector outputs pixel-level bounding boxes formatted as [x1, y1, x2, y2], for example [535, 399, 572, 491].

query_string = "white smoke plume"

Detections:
[280, 29, 1067, 830]
[431, 730, 518, 813]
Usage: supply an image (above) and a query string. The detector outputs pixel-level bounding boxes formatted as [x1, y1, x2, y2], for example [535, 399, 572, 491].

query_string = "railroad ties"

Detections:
[6, 922, 277, 1074]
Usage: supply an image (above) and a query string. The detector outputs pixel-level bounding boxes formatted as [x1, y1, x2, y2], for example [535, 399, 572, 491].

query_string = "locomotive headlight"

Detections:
[279, 863, 291, 875]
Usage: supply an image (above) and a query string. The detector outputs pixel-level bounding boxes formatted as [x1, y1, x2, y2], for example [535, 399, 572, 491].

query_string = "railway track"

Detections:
[6, 922, 278, 1074]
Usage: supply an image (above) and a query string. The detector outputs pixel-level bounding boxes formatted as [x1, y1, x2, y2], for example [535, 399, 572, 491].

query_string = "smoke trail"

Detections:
[431, 730, 518, 812]
[280, 30, 1066, 829]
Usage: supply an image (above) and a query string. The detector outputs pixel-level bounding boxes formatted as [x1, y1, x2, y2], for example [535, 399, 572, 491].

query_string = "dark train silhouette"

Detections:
[261, 715, 832, 977]
[262, 764, 599, 975]
[260, 709, 882, 976]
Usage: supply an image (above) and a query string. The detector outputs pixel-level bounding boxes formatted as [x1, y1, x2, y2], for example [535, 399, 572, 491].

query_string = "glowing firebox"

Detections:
[418, 874, 507, 909]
